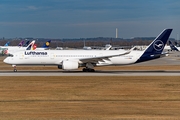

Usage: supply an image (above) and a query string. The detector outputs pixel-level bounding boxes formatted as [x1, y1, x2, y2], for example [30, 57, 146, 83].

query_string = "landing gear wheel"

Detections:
[83, 68, 88, 72]
[82, 68, 95, 72]
[91, 69, 95, 72]
[13, 65, 17, 72]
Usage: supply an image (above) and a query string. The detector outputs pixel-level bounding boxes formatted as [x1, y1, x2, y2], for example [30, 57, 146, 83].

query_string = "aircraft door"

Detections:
[50, 53, 55, 59]
[19, 53, 24, 59]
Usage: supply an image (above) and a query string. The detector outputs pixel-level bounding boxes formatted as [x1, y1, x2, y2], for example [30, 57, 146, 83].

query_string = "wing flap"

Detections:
[79, 51, 130, 64]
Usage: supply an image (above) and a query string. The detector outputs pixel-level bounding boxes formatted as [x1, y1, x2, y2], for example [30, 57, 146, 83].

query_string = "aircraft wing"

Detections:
[79, 51, 130, 64]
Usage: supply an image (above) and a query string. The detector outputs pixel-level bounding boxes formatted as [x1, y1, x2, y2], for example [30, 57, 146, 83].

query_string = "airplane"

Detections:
[26, 40, 51, 50]
[169, 40, 179, 51]
[1, 40, 24, 47]
[3, 29, 172, 72]
[0, 40, 35, 55]
[0, 41, 10, 54]
[83, 46, 92, 50]
[35, 40, 51, 50]
[0, 40, 26, 55]
[83, 40, 92, 50]
[174, 41, 180, 47]
[164, 40, 180, 51]
[0, 40, 51, 55]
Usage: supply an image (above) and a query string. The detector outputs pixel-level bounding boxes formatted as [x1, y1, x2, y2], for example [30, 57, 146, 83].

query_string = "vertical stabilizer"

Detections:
[26, 40, 35, 50]
[137, 29, 172, 62]
[42, 40, 51, 48]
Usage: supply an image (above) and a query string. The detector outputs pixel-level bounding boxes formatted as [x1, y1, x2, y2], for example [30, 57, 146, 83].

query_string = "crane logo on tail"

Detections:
[46, 42, 50, 46]
[153, 40, 164, 51]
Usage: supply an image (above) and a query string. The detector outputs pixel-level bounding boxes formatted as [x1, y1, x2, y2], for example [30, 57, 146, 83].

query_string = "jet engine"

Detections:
[62, 60, 79, 70]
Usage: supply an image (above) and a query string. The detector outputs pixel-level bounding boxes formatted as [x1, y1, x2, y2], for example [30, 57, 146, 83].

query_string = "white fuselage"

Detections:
[3, 49, 143, 67]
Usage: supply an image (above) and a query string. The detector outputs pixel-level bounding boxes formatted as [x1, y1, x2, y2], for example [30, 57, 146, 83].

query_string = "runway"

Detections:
[0, 70, 180, 76]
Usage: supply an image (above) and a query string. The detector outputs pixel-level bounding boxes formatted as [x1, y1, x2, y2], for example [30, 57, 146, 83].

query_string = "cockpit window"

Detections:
[8, 54, 13, 57]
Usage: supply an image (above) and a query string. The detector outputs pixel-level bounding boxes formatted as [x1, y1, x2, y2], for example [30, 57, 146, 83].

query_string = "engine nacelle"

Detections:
[62, 60, 79, 70]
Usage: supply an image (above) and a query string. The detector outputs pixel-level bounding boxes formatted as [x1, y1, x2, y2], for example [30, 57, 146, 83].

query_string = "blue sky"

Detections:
[0, 0, 180, 39]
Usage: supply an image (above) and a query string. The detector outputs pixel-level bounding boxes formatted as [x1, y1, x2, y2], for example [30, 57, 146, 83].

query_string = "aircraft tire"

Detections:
[82, 68, 88, 72]
[89, 69, 95, 72]
[82, 68, 95, 72]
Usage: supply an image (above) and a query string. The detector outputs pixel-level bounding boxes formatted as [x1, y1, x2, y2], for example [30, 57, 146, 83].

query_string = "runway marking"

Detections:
[0, 70, 180, 76]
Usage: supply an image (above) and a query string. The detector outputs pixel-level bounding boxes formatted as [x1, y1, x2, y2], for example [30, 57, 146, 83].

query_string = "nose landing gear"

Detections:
[12, 65, 17, 72]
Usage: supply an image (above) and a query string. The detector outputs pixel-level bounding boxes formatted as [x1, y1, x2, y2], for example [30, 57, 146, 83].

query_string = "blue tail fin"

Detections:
[137, 29, 172, 62]
[26, 40, 35, 50]
[169, 40, 179, 51]
[42, 40, 51, 48]
[23, 41, 30, 47]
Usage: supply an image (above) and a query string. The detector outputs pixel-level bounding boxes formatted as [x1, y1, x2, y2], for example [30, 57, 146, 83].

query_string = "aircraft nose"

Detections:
[3, 57, 9, 64]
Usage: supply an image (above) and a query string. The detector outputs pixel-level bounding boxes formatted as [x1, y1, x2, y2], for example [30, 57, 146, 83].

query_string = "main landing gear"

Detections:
[82, 63, 95, 72]
[82, 68, 95, 72]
